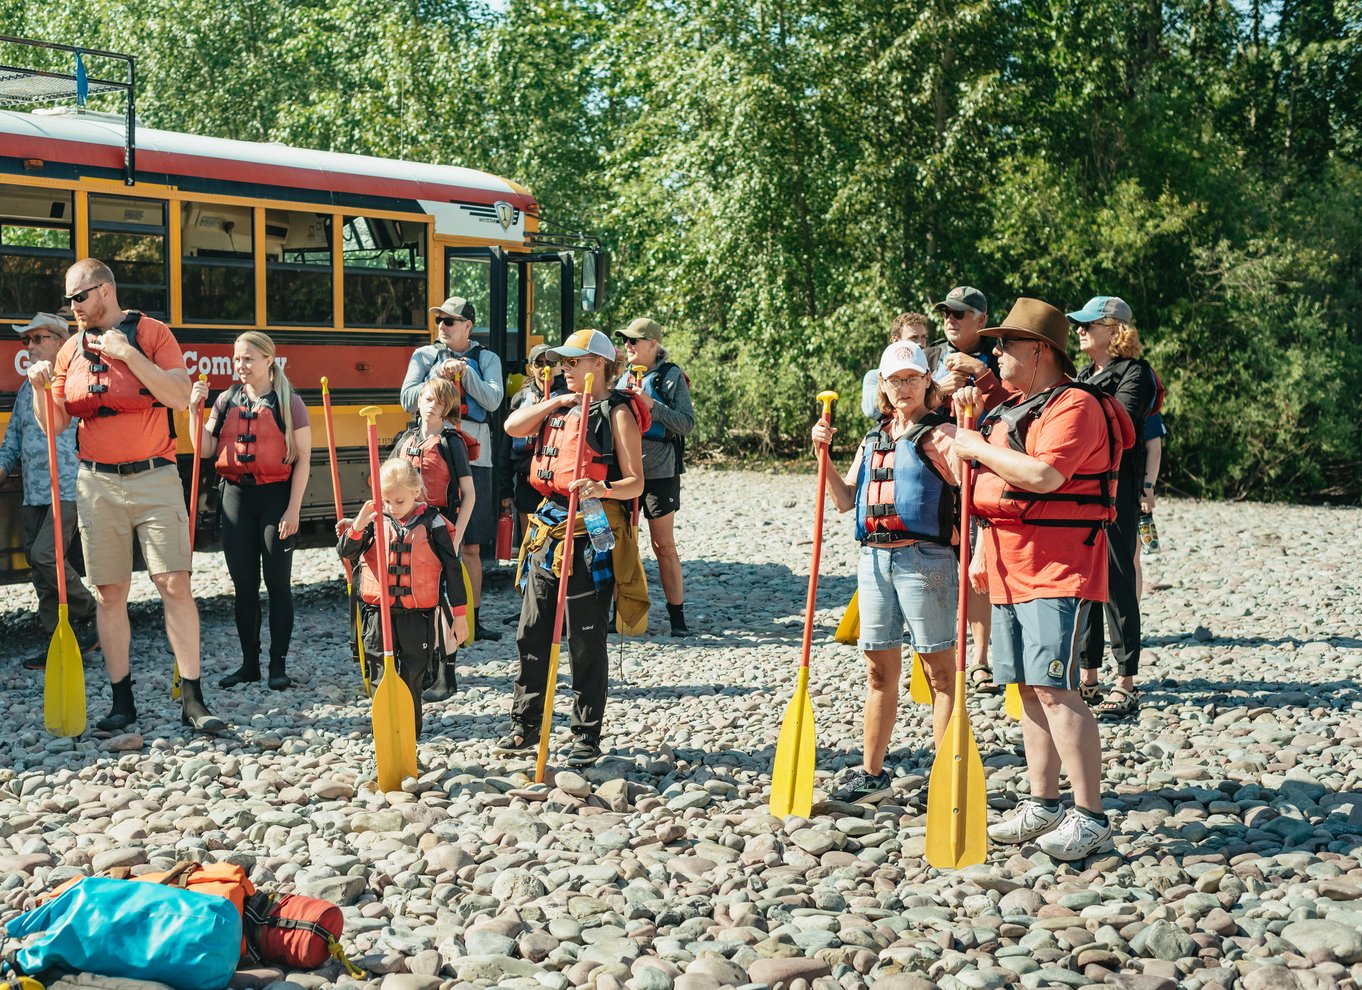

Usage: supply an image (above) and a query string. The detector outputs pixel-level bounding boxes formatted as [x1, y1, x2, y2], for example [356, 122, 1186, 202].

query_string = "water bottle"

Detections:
[581, 497, 615, 553]
[1138, 512, 1160, 554]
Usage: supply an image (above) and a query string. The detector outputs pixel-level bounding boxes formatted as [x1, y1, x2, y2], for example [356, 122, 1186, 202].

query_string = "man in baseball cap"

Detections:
[2, 313, 98, 669]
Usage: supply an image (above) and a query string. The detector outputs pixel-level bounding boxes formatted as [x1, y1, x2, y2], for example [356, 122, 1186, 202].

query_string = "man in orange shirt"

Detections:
[953, 297, 1128, 861]
[27, 259, 225, 734]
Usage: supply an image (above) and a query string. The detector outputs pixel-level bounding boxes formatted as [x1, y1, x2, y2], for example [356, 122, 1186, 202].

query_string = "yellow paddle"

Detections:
[909, 651, 933, 705]
[460, 561, 475, 646]
[834, 591, 858, 645]
[360, 406, 418, 791]
[40, 385, 86, 738]
[534, 373, 597, 784]
[1004, 682, 1022, 719]
[770, 390, 838, 817]
[321, 377, 371, 697]
[925, 403, 987, 869]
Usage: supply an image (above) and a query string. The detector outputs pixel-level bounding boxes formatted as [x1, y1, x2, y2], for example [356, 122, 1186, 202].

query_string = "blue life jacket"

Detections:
[853, 412, 956, 546]
[437, 341, 489, 423]
[640, 364, 677, 440]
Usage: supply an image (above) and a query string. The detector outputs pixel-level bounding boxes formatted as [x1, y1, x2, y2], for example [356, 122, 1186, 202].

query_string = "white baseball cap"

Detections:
[878, 341, 929, 378]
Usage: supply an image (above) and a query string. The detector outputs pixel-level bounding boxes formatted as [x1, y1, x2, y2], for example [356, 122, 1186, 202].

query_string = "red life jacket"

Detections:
[62, 311, 164, 419]
[855, 412, 956, 545]
[212, 385, 292, 484]
[973, 382, 1135, 546]
[529, 390, 649, 499]
[395, 428, 476, 510]
[359, 503, 447, 610]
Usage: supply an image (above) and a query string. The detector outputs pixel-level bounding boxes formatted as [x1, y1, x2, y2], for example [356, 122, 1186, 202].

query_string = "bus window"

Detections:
[0, 184, 75, 319]
[532, 262, 563, 343]
[267, 210, 333, 326]
[342, 216, 425, 328]
[447, 255, 491, 345]
[90, 195, 168, 318]
[181, 202, 254, 323]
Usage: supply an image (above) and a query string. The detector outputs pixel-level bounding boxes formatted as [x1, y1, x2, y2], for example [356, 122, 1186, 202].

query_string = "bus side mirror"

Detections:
[581, 250, 608, 312]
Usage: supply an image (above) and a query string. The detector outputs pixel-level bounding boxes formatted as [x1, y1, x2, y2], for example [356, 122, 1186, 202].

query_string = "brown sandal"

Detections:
[969, 665, 1001, 695]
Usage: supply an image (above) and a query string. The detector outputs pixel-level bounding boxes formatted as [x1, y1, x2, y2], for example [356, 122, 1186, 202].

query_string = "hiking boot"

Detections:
[96, 675, 137, 732]
[267, 657, 291, 691]
[1036, 809, 1114, 861]
[219, 660, 261, 689]
[828, 767, 893, 805]
[988, 798, 1066, 845]
[565, 736, 602, 768]
[179, 677, 227, 735]
[494, 727, 537, 755]
[423, 657, 457, 702]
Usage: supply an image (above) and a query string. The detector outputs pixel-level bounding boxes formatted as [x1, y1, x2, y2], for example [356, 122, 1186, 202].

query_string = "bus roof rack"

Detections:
[0, 35, 135, 185]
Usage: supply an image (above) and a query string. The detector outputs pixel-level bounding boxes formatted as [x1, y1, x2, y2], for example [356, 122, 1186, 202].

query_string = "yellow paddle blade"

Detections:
[534, 640, 564, 783]
[461, 562, 475, 646]
[908, 651, 933, 706]
[353, 595, 371, 699]
[834, 591, 859, 645]
[1004, 682, 1023, 720]
[372, 652, 418, 792]
[43, 607, 86, 737]
[925, 671, 988, 869]
[769, 668, 817, 817]
[171, 665, 181, 699]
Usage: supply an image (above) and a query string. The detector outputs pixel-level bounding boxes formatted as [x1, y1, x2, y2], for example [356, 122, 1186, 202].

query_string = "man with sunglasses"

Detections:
[1, 313, 99, 667]
[27, 258, 226, 735]
[400, 296, 506, 640]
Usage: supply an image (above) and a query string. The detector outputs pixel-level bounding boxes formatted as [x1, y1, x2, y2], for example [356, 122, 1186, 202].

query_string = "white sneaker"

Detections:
[988, 798, 1066, 845]
[1036, 809, 1113, 861]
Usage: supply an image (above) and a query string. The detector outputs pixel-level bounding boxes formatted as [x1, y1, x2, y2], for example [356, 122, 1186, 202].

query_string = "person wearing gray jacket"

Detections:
[616, 318, 695, 636]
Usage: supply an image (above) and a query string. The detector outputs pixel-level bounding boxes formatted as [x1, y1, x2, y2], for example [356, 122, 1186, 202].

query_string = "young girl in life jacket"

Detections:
[389, 377, 476, 702]
[810, 340, 962, 805]
[498, 329, 645, 769]
[337, 459, 468, 738]
[190, 331, 310, 691]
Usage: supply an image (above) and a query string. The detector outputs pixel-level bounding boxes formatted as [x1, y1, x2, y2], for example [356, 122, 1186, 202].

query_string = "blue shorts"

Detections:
[856, 542, 957, 654]
[990, 598, 1091, 689]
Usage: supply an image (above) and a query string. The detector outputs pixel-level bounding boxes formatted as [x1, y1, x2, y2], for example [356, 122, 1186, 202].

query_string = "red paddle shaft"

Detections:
[799, 392, 838, 671]
[548, 382, 596, 650]
[955, 408, 976, 674]
[187, 375, 207, 551]
[41, 387, 68, 604]
[363, 419, 397, 659]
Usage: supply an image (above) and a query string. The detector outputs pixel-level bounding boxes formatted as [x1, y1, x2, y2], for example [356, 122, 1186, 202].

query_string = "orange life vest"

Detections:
[61, 312, 164, 419]
[529, 390, 648, 499]
[973, 382, 1135, 545]
[359, 503, 447, 610]
[396, 427, 477, 510]
[213, 385, 292, 484]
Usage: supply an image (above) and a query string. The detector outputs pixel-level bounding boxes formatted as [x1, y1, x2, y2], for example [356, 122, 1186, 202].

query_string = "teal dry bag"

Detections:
[3, 877, 241, 990]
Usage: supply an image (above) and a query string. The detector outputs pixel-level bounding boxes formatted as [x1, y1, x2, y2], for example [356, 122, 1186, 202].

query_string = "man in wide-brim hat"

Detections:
[951, 297, 1130, 862]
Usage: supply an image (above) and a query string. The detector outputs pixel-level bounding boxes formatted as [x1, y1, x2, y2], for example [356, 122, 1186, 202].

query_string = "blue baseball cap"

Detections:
[1067, 296, 1132, 324]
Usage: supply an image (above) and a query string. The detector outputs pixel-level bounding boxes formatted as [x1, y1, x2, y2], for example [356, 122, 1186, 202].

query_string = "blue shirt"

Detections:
[0, 381, 80, 505]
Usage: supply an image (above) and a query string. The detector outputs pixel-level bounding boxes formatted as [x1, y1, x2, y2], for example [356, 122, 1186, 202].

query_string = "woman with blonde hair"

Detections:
[1069, 297, 1155, 720]
[191, 331, 311, 690]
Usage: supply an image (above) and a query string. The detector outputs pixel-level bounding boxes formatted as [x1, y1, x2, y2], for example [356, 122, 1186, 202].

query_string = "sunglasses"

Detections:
[19, 333, 55, 345]
[64, 283, 106, 304]
[436, 315, 470, 327]
[560, 356, 603, 369]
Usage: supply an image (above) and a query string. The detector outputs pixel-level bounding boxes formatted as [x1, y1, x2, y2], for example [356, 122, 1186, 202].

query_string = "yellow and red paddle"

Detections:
[322, 377, 370, 697]
[534, 373, 596, 784]
[174, 374, 208, 701]
[41, 385, 86, 738]
[925, 403, 987, 869]
[770, 390, 838, 817]
[361, 405, 419, 791]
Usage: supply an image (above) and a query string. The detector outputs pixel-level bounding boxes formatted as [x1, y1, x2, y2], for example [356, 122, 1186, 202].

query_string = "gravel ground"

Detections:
[0, 466, 1359, 990]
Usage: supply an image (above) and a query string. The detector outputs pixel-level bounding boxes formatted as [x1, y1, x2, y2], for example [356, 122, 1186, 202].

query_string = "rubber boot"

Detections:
[268, 657, 291, 691]
[218, 657, 260, 688]
[180, 677, 227, 734]
[96, 675, 137, 732]
[473, 607, 502, 642]
[667, 603, 690, 638]
[422, 653, 457, 702]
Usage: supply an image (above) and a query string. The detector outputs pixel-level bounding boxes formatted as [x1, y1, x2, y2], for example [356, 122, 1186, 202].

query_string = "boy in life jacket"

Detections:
[337, 459, 468, 737]
[389, 377, 476, 701]
[498, 329, 647, 769]
[952, 298, 1134, 863]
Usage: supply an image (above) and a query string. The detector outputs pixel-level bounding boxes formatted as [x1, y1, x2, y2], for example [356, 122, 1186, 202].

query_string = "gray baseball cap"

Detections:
[1067, 296, 1133, 324]
[933, 286, 988, 314]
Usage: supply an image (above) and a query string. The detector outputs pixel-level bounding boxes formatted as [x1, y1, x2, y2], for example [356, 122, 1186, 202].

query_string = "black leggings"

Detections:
[1079, 465, 1142, 678]
[220, 480, 295, 664]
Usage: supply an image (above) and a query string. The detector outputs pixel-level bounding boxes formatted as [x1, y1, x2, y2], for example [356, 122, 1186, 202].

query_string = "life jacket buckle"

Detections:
[238, 434, 257, 443]
[88, 383, 109, 394]
[239, 452, 256, 462]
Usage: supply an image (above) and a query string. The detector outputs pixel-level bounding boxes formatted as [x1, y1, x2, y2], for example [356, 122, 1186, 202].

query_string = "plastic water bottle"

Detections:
[581, 497, 615, 553]
[1138, 513, 1160, 554]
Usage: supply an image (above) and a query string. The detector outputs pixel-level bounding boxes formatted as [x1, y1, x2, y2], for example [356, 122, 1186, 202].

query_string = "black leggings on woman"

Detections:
[220, 480, 295, 665]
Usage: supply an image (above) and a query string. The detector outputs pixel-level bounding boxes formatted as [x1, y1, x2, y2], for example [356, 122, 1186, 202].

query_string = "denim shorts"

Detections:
[991, 597, 1091, 689]
[856, 542, 957, 653]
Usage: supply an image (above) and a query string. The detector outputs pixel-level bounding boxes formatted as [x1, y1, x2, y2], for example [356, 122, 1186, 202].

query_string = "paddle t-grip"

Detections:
[584, 372, 595, 392]
[321, 375, 330, 395]
[816, 390, 838, 420]
[359, 405, 381, 423]
[543, 364, 553, 392]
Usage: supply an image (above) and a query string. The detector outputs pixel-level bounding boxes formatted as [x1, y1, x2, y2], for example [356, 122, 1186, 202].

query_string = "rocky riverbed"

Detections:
[1, 467, 1359, 990]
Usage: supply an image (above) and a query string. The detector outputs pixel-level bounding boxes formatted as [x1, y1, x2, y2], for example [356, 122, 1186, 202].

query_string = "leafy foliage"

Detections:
[2, 0, 1358, 499]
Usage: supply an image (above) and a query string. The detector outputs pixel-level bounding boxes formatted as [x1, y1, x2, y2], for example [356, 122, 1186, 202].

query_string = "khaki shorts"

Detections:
[76, 463, 191, 585]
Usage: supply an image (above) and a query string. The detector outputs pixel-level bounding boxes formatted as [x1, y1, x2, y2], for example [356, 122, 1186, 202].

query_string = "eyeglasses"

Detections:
[885, 374, 927, 390]
[561, 356, 603, 369]
[64, 282, 106, 304]
[19, 333, 55, 345]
